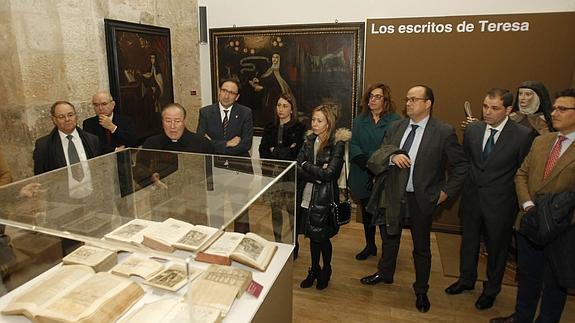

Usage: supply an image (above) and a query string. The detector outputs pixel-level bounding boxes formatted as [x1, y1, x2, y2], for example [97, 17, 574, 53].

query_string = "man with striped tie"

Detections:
[197, 78, 254, 233]
[445, 88, 533, 310]
[491, 88, 575, 323]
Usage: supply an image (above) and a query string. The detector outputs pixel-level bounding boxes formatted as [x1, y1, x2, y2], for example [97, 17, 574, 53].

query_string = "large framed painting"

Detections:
[104, 19, 174, 143]
[210, 23, 364, 135]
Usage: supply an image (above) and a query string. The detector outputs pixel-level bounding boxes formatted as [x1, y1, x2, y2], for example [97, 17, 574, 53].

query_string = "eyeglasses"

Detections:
[369, 94, 384, 101]
[92, 101, 112, 108]
[53, 112, 76, 120]
[404, 97, 428, 103]
[552, 106, 575, 113]
[163, 119, 183, 125]
[220, 88, 238, 96]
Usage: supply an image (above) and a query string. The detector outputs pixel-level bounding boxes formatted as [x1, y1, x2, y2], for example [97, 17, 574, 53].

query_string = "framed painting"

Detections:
[104, 19, 174, 143]
[210, 23, 364, 135]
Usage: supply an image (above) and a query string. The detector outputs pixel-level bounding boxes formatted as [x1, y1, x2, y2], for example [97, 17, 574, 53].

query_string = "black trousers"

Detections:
[459, 203, 515, 296]
[513, 233, 567, 323]
[377, 193, 433, 294]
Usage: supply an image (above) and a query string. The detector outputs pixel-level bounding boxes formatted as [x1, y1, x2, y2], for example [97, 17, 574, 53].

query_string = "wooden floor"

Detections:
[291, 222, 575, 322]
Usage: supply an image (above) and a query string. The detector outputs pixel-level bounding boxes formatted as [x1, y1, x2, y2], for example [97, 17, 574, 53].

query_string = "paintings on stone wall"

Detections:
[210, 23, 364, 135]
[104, 19, 174, 143]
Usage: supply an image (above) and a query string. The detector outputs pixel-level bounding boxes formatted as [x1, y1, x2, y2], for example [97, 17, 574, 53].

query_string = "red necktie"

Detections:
[543, 135, 567, 179]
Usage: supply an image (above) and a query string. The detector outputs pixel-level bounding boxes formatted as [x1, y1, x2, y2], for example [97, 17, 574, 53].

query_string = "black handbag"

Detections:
[331, 161, 351, 226]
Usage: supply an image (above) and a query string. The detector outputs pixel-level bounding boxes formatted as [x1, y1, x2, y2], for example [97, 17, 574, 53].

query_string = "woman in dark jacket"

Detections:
[348, 83, 401, 260]
[297, 104, 351, 290]
[259, 93, 306, 244]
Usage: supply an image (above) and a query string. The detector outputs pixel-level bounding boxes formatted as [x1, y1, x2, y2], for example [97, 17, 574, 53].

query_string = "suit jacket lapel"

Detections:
[415, 117, 436, 165]
[484, 121, 512, 164]
[473, 122, 487, 165]
[392, 119, 409, 147]
[543, 139, 575, 184]
[211, 105, 224, 137]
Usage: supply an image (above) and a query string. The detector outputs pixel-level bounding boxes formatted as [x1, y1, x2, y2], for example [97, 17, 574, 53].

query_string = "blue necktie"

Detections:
[483, 128, 498, 160]
[402, 124, 419, 153]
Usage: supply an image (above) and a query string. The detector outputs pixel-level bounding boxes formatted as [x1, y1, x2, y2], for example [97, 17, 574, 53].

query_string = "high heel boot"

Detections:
[316, 265, 332, 290]
[300, 267, 320, 288]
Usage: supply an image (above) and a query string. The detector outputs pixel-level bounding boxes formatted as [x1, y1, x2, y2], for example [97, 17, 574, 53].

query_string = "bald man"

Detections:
[83, 91, 137, 153]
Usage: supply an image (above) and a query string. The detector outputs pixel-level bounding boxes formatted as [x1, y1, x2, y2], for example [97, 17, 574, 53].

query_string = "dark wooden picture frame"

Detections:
[104, 19, 174, 143]
[210, 23, 364, 135]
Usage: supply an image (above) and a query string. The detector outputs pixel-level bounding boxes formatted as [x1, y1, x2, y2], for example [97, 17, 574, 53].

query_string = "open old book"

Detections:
[141, 218, 222, 253]
[196, 232, 278, 271]
[62, 245, 117, 272]
[103, 218, 157, 245]
[1, 265, 144, 323]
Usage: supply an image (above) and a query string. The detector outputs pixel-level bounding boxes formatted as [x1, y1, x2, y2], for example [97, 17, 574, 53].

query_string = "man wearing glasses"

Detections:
[83, 91, 137, 153]
[491, 88, 575, 323]
[143, 103, 213, 154]
[197, 78, 253, 157]
[33, 101, 100, 176]
[361, 85, 468, 313]
[197, 78, 254, 233]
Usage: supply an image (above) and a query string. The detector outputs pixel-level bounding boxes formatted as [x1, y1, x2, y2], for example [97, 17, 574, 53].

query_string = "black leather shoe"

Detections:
[444, 280, 475, 295]
[489, 314, 517, 323]
[415, 293, 430, 313]
[355, 246, 377, 260]
[475, 293, 496, 310]
[360, 272, 393, 285]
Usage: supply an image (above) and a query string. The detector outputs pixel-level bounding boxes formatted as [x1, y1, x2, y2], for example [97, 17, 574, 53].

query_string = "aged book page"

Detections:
[231, 232, 278, 271]
[141, 218, 195, 252]
[1, 265, 94, 320]
[63, 245, 117, 272]
[172, 225, 221, 252]
[110, 254, 164, 280]
[142, 264, 202, 292]
[104, 219, 158, 244]
[197, 232, 244, 258]
[36, 272, 144, 323]
[187, 279, 238, 317]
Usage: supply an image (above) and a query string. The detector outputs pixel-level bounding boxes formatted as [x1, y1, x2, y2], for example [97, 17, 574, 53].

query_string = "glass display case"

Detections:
[0, 148, 296, 322]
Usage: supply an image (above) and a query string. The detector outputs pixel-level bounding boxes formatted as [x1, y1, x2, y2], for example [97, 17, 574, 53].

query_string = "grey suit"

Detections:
[196, 103, 253, 157]
[459, 120, 533, 296]
[376, 117, 468, 293]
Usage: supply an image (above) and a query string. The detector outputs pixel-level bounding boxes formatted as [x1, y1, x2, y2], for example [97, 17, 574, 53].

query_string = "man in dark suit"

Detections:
[197, 78, 254, 233]
[143, 103, 213, 154]
[33, 101, 100, 176]
[445, 88, 533, 310]
[197, 78, 253, 157]
[360, 85, 469, 313]
[83, 91, 137, 153]
[491, 88, 575, 323]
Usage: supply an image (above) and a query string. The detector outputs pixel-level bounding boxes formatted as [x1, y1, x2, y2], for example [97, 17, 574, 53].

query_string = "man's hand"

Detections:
[437, 190, 448, 205]
[460, 116, 479, 130]
[391, 154, 411, 169]
[226, 136, 241, 147]
[98, 115, 116, 132]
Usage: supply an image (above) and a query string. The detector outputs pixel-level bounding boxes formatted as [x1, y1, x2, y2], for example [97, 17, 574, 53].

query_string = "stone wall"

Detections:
[0, 0, 201, 180]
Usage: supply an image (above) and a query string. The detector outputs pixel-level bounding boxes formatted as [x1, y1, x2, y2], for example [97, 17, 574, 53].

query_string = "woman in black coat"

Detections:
[259, 93, 306, 244]
[297, 104, 351, 290]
